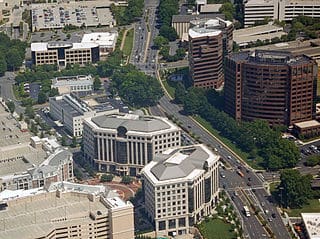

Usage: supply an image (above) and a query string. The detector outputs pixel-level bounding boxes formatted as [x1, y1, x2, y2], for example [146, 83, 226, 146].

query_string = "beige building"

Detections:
[31, 42, 100, 67]
[0, 181, 134, 239]
[83, 113, 181, 176]
[244, 0, 320, 27]
[142, 144, 220, 237]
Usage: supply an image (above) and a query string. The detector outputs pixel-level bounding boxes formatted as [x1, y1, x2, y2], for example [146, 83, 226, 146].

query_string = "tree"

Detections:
[0, 53, 7, 76]
[153, 36, 169, 49]
[61, 135, 67, 146]
[25, 105, 35, 119]
[49, 87, 59, 97]
[6, 48, 23, 71]
[93, 76, 102, 91]
[305, 155, 320, 167]
[71, 136, 77, 148]
[174, 82, 186, 104]
[279, 169, 312, 208]
[37, 91, 47, 104]
[159, 25, 178, 41]
[121, 175, 133, 184]
[100, 174, 114, 182]
[219, 2, 235, 21]
[6, 101, 15, 113]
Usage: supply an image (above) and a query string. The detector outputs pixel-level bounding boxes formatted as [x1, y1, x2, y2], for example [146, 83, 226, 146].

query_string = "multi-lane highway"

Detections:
[150, 96, 292, 239]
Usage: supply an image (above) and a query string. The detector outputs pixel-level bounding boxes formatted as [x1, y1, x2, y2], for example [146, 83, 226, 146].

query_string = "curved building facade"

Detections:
[225, 50, 317, 126]
[189, 18, 233, 89]
[83, 113, 181, 176]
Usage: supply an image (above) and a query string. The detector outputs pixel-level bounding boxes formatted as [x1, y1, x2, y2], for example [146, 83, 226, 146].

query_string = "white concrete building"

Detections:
[83, 113, 181, 176]
[0, 181, 134, 239]
[51, 75, 93, 95]
[142, 144, 220, 237]
[301, 213, 320, 239]
[244, 0, 320, 27]
[49, 94, 119, 137]
[0, 136, 73, 192]
[82, 32, 118, 60]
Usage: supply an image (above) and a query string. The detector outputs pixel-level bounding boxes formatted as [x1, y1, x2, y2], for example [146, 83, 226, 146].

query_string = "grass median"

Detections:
[122, 29, 134, 57]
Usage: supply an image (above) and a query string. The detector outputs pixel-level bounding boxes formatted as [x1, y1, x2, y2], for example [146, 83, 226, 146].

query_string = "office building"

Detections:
[31, 42, 100, 67]
[81, 32, 118, 60]
[301, 213, 320, 239]
[0, 181, 134, 239]
[83, 113, 181, 176]
[51, 75, 94, 95]
[0, 136, 73, 192]
[224, 50, 318, 126]
[244, 0, 320, 27]
[49, 94, 119, 137]
[142, 144, 220, 237]
[189, 18, 233, 89]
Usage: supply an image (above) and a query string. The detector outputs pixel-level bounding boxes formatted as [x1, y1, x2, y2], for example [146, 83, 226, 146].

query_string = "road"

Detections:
[151, 96, 291, 239]
[0, 72, 24, 114]
[131, 0, 159, 76]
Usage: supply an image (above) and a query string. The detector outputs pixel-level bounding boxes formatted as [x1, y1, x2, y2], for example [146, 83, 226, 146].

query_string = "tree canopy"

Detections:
[278, 169, 313, 208]
[110, 0, 144, 25]
[178, 86, 300, 170]
[0, 33, 26, 72]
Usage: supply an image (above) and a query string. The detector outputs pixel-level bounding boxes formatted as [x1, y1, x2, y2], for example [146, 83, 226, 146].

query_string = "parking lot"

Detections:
[31, 0, 115, 32]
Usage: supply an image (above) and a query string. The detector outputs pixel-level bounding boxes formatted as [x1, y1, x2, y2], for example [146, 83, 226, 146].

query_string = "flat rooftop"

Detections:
[81, 32, 118, 47]
[31, 0, 115, 31]
[200, 4, 222, 13]
[0, 102, 31, 147]
[234, 24, 286, 46]
[31, 42, 98, 52]
[301, 213, 320, 239]
[90, 113, 177, 133]
[52, 75, 93, 87]
[247, 39, 320, 60]
[293, 120, 320, 129]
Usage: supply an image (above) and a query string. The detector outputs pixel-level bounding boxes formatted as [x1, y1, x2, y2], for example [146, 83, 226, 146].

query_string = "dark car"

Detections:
[272, 213, 276, 218]
[248, 177, 252, 181]
[247, 182, 252, 186]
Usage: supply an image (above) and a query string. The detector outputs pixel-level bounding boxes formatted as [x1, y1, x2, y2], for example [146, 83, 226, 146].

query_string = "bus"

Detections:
[243, 206, 251, 217]
[237, 170, 244, 177]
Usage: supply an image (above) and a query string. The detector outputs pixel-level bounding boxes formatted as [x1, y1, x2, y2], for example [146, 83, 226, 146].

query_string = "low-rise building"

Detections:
[293, 120, 320, 138]
[142, 144, 220, 237]
[83, 113, 181, 176]
[0, 181, 134, 239]
[31, 42, 100, 67]
[233, 24, 286, 48]
[49, 94, 119, 137]
[0, 136, 73, 192]
[81, 32, 118, 60]
[51, 75, 93, 95]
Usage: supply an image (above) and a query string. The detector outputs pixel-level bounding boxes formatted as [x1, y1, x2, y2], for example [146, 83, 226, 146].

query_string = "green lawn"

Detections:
[122, 29, 134, 56]
[287, 199, 320, 217]
[198, 219, 237, 239]
[162, 80, 175, 98]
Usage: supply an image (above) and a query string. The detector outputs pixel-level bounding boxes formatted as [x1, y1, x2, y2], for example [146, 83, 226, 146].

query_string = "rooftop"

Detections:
[31, 42, 98, 52]
[229, 50, 313, 66]
[301, 213, 320, 239]
[172, 13, 224, 23]
[200, 4, 222, 13]
[143, 144, 219, 182]
[293, 120, 320, 129]
[81, 32, 118, 47]
[52, 75, 93, 87]
[89, 113, 178, 133]
[0, 182, 132, 239]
